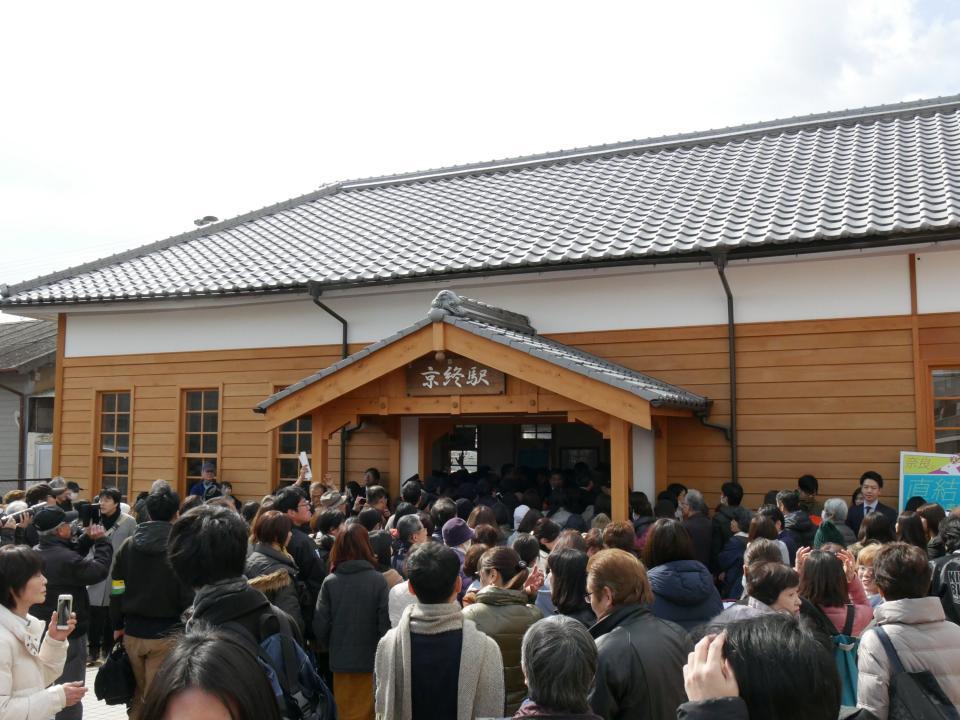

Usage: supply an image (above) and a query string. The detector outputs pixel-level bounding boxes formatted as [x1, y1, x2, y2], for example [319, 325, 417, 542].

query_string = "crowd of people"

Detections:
[0, 462, 958, 720]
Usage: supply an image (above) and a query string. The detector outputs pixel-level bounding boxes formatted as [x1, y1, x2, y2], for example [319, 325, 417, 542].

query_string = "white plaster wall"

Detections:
[64, 251, 914, 357]
[632, 426, 655, 498]
[915, 248, 960, 314]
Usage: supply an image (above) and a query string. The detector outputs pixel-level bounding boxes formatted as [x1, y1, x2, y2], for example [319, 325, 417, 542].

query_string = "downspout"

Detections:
[308, 282, 352, 491]
[709, 252, 739, 484]
[0, 382, 26, 483]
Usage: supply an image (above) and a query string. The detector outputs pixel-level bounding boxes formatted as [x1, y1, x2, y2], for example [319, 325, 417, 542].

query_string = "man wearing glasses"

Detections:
[275, 487, 325, 637]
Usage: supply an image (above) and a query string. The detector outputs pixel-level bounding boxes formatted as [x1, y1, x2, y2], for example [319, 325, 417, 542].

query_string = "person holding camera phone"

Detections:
[29, 507, 112, 720]
[0, 545, 87, 718]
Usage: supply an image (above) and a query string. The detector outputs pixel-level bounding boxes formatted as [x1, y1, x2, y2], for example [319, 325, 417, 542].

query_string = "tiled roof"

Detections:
[5, 94, 960, 307]
[255, 291, 709, 413]
[0, 321, 57, 371]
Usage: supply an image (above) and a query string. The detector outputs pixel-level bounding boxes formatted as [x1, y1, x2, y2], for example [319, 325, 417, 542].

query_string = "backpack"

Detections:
[225, 612, 337, 720]
[872, 626, 960, 720]
[805, 602, 860, 706]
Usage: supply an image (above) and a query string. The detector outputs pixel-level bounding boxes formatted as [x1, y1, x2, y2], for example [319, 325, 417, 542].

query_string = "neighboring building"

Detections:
[3, 95, 960, 514]
[0, 321, 57, 488]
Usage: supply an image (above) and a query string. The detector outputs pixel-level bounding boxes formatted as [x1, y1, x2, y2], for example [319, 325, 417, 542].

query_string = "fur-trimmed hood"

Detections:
[247, 568, 292, 594]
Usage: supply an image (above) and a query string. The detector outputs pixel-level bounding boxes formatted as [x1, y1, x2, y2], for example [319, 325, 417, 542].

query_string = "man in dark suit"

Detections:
[846, 470, 898, 537]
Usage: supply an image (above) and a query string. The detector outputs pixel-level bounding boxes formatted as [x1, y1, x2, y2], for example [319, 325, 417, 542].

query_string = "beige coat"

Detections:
[0, 606, 68, 720]
[857, 596, 960, 719]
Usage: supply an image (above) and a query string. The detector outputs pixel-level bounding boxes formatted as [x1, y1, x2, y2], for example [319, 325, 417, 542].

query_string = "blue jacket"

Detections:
[647, 559, 723, 631]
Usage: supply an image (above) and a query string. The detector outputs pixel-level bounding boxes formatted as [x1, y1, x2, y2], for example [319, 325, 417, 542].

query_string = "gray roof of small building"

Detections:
[255, 291, 709, 413]
[0, 321, 57, 372]
[5, 94, 960, 307]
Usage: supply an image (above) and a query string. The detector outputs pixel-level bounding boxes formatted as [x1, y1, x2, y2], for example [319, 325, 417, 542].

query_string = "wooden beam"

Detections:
[385, 417, 401, 500]
[653, 417, 669, 493]
[609, 416, 632, 523]
[650, 407, 692, 418]
[261, 326, 433, 430]
[567, 410, 611, 439]
[311, 411, 329, 487]
[444, 324, 652, 429]
[432, 322, 445, 351]
[909, 254, 931, 451]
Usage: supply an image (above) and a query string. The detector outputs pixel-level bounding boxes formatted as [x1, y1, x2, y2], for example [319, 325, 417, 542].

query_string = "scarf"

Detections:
[0, 605, 45, 657]
[380, 602, 464, 720]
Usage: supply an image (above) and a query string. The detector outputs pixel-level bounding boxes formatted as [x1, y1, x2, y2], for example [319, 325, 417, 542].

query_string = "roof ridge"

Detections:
[0, 183, 343, 298]
[338, 93, 960, 191]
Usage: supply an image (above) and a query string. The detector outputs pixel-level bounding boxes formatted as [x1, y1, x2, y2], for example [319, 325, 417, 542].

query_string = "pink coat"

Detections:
[819, 575, 875, 637]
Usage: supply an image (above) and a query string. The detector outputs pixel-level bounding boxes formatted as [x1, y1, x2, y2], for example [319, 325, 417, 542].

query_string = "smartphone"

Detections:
[56, 594, 73, 630]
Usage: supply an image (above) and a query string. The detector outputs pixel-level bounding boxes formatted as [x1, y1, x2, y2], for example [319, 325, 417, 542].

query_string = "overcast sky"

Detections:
[2, 0, 959, 320]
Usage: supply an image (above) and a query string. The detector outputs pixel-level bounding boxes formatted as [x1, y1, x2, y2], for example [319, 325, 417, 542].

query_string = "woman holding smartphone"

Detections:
[0, 545, 86, 718]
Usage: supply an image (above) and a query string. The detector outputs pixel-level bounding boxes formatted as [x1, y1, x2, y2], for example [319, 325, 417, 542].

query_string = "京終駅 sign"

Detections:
[406, 356, 505, 396]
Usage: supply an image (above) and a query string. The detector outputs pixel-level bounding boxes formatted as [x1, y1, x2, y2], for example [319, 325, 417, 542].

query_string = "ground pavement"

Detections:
[82, 664, 128, 720]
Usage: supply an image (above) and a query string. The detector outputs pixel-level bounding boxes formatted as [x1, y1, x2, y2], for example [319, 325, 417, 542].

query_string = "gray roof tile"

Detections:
[255, 292, 709, 414]
[5, 95, 960, 306]
[0, 320, 57, 371]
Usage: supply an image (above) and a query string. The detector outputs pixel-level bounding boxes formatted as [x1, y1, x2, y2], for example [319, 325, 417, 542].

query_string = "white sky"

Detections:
[1, 0, 959, 321]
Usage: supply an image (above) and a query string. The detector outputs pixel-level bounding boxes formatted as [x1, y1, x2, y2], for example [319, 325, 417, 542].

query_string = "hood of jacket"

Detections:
[633, 516, 655, 534]
[474, 585, 531, 608]
[332, 559, 377, 575]
[875, 596, 946, 626]
[648, 560, 717, 606]
[784, 510, 813, 534]
[189, 577, 271, 627]
[132, 521, 173, 554]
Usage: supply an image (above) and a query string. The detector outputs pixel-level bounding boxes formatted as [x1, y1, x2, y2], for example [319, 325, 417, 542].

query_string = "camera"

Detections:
[76, 501, 101, 527]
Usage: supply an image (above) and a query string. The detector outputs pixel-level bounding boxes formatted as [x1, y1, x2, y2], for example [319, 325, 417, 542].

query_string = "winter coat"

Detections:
[712, 596, 779, 624]
[187, 577, 304, 647]
[30, 534, 112, 638]
[314, 559, 389, 673]
[245, 543, 305, 633]
[0, 605, 69, 720]
[647, 560, 723, 631]
[287, 525, 325, 601]
[682, 514, 713, 568]
[931, 551, 960, 625]
[856, 596, 960, 719]
[375, 601, 504, 720]
[677, 698, 749, 720]
[716, 534, 748, 599]
[461, 585, 542, 715]
[816, 574, 874, 638]
[710, 505, 751, 571]
[783, 510, 816, 548]
[814, 520, 857, 548]
[110, 521, 194, 639]
[87, 510, 136, 606]
[846, 501, 897, 538]
[633, 516, 656, 550]
[588, 603, 691, 720]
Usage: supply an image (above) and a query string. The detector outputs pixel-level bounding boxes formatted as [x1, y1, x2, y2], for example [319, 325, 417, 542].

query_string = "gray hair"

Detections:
[822, 498, 848, 523]
[521, 616, 596, 713]
[397, 514, 423, 543]
[684, 489, 709, 515]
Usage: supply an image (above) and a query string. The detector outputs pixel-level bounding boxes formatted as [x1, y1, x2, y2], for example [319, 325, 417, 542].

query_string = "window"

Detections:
[183, 389, 219, 487]
[448, 425, 478, 473]
[97, 391, 131, 498]
[933, 369, 960, 454]
[27, 396, 54, 433]
[277, 414, 312, 485]
[521, 423, 553, 440]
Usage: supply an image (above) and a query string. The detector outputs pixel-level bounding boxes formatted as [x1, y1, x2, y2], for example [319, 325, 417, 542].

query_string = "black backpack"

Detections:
[872, 626, 960, 720]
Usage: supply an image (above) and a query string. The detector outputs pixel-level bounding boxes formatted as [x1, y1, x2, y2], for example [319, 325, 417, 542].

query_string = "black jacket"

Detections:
[245, 543, 306, 633]
[783, 510, 816, 548]
[313, 559, 389, 673]
[682, 514, 713, 569]
[31, 533, 112, 637]
[110, 521, 194, 638]
[188, 577, 304, 647]
[677, 698, 749, 720]
[588, 603, 691, 720]
[931, 551, 960, 626]
[710, 505, 751, 572]
[287, 526, 325, 601]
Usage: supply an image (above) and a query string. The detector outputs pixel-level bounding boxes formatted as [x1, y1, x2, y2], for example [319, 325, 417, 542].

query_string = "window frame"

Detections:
[92, 389, 133, 500]
[930, 365, 960, 455]
[179, 386, 222, 494]
[273, 407, 313, 487]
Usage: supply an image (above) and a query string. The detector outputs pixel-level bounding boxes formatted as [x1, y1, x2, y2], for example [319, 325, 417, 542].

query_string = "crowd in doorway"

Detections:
[0, 462, 958, 720]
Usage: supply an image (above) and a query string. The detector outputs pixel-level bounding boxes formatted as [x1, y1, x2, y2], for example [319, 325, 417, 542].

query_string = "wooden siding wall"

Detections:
[551, 315, 919, 509]
[60, 344, 349, 499]
[56, 312, 960, 507]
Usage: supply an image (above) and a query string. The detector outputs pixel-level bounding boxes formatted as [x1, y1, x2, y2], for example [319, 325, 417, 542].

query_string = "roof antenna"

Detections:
[194, 215, 219, 227]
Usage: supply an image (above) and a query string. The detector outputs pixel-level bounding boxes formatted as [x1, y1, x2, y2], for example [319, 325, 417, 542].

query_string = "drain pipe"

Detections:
[0, 383, 26, 483]
[711, 253, 739, 485]
[308, 282, 352, 491]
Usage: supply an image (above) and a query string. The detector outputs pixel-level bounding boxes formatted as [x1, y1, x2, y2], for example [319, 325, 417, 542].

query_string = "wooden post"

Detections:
[311, 411, 329, 486]
[609, 416, 632, 522]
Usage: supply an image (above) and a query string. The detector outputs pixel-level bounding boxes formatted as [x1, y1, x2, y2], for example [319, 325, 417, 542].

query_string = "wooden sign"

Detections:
[406, 355, 505, 396]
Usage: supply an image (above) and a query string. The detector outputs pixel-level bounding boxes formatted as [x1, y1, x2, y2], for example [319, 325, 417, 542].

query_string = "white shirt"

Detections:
[388, 580, 416, 627]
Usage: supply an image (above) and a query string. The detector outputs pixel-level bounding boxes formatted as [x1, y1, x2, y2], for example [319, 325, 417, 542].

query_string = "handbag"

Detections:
[94, 639, 137, 705]
[873, 626, 960, 720]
